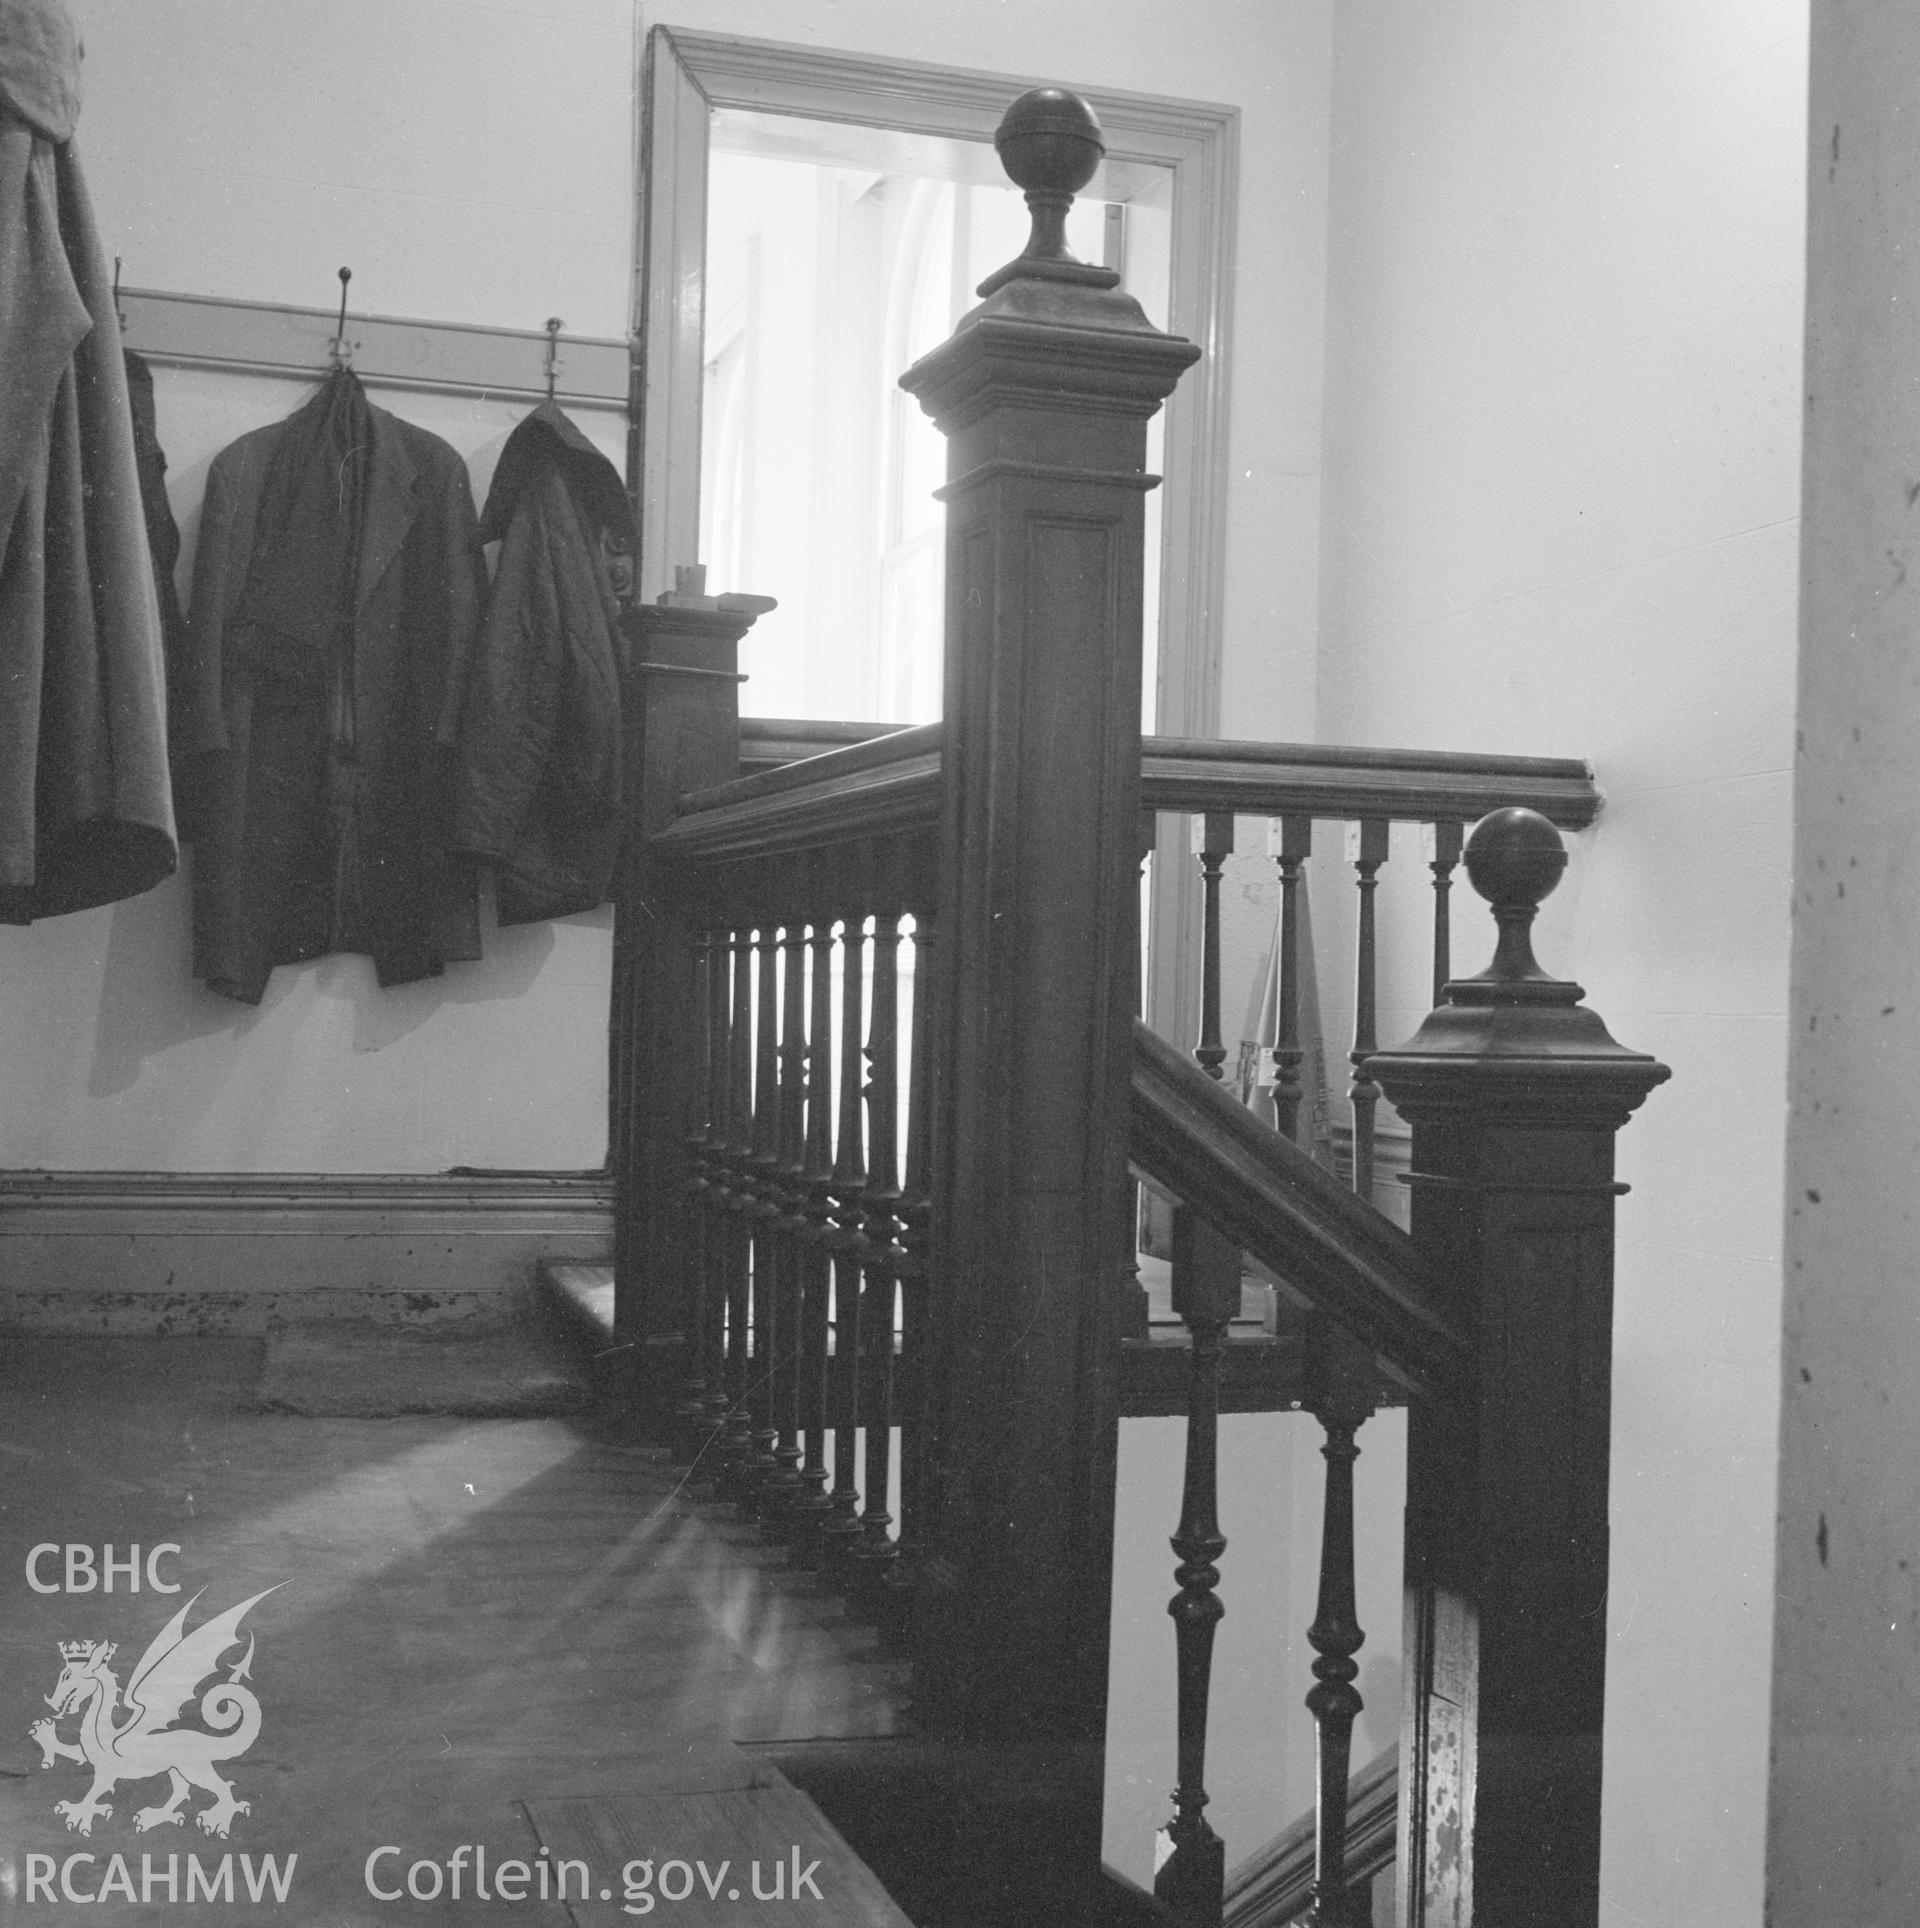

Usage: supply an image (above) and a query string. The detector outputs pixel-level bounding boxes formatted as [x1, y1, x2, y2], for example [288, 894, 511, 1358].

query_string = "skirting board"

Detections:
[0, 1171, 612, 1335]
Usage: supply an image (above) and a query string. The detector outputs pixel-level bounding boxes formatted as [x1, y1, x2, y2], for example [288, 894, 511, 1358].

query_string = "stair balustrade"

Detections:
[610, 86, 1668, 1928]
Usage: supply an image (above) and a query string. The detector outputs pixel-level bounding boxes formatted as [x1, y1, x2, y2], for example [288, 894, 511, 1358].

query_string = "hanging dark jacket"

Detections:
[123, 347, 199, 834]
[451, 403, 632, 925]
[0, 0, 176, 922]
[182, 370, 486, 1003]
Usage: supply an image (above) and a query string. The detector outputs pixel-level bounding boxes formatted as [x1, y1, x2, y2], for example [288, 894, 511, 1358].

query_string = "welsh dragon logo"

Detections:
[29, 1588, 279, 1839]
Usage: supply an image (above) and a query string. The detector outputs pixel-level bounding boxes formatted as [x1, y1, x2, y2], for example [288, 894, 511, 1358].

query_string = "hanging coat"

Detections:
[182, 370, 487, 1003]
[123, 346, 199, 835]
[0, 0, 176, 922]
[451, 402, 632, 924]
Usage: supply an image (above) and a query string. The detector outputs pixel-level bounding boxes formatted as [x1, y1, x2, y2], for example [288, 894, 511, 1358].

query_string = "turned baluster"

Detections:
[1119, 811, 1156, 1341]
[1154, 1204, 1240, 1928]
[1193, 812, 1234, 1080]
[1346, 820, 1389, 1199]
[821, 895, 871, 1571]
[1428, 819, 1464, 1009]
[741, 904, 784, 1505]
[788, 868, 839, 1561]
[1303, 1325, 1376, 1928]
[673, 919, 717, 1463]
[698, 907, 735, 1454]
[881, 883, 936, 1647]
[764, 897, 811, 1513]
[717, 911, 758, 1496]
[851, 887, 906, 1607]
[1269, 816, 1312, 1141]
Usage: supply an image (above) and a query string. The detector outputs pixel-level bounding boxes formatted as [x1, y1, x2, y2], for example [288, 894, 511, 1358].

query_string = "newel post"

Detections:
[897, 88, 1200, 1773]
[1367, 810, 1669, 1928]
[611, 573, 773, 1432]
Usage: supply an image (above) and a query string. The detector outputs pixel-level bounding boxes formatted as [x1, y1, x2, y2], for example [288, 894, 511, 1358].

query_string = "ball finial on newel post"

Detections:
[1373, 804, 1671, 1079]
[995, 86, 1105, 268]
[1458, 806, 1570, 997]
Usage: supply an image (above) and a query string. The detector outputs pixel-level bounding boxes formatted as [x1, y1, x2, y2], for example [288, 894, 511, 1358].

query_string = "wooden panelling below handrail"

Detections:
[1130, 1022, 1467, 1403]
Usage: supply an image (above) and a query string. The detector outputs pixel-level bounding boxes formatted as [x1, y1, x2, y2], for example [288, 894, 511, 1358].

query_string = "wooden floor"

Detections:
[0, 1332, 910, 1923]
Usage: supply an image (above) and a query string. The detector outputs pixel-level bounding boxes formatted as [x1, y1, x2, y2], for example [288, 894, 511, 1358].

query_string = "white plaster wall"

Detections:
[1771, 5, 1920, 1915]
[1316, 4, 1806, 1921]
[0, 1, 637, 1171]
[6, 0, 1330, 1174]
[77, 0, 636, 339]
[0, 365, 626, 1173]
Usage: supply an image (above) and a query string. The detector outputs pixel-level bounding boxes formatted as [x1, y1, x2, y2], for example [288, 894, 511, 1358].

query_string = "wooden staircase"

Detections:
[601, 85, 1669, 1928]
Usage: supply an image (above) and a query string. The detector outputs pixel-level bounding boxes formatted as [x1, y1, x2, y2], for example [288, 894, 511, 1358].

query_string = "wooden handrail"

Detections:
[663, 720, 1599, 866]
[1141, 734, 1599, 826]
[1130, 1022, 1467, 1404]
[701, 720, 938, 806]
[657, 723, 939, 861]
[739, 715, 909, 774]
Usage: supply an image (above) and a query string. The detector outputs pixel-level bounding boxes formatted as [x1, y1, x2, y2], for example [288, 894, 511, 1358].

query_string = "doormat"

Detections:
[245, 1319, 592, 1418]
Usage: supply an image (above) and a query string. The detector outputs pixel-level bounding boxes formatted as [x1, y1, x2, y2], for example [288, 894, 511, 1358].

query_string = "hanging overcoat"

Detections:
[123, 347, 197, 832]
[0, 0, 176, 922]
[451, 403, 632, 925]
[182, 375, 487, 1003]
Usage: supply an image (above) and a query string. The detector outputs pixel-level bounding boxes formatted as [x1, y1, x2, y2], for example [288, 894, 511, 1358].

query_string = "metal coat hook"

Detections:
[329, 267, 355, 369]
[112, 256, 127, 333]
[543, 318, 564, 402]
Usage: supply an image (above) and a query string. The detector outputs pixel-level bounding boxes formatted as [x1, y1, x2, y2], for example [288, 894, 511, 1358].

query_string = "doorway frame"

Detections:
[633, 25, 1238, 751]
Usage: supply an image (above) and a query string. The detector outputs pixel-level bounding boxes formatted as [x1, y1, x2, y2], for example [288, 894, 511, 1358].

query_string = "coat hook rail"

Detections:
[110, 283, 631, 409]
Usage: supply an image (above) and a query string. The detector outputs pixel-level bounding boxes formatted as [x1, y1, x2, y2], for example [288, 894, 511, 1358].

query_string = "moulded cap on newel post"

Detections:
[1369, 806, 1671, 1129]
[899, 88, 1200, 436]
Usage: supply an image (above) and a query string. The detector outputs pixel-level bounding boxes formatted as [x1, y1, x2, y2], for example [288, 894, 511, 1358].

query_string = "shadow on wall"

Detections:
[88, 870, 236, 1098]
[343, 901, 559, 1054]
[85, 864, 569, 1098]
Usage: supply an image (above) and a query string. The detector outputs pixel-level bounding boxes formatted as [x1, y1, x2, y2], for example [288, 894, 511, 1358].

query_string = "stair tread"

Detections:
[525, 1767, 915, 1923]
[541, 1258, 615, 1338]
